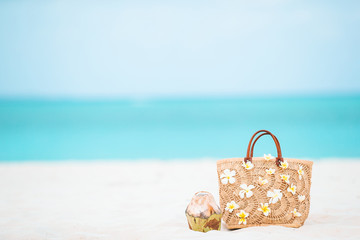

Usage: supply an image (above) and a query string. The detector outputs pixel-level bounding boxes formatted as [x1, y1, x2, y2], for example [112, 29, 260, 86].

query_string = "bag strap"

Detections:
[244, 130, 284, 166]
[250, 133, 280, 157]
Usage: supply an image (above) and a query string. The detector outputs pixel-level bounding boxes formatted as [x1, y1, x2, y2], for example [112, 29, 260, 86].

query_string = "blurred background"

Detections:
[0, 0, 359, 161]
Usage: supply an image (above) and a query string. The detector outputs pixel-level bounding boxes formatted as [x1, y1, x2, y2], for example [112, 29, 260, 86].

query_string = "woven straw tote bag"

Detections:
[217, 130, 313, 229]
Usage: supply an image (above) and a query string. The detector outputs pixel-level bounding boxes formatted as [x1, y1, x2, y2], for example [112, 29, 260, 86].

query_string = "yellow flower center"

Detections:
[229, 205, 234, 209]
[227, 176, 231, 179]
[239, 218, 246, 224]
[281, 162, 288, 168]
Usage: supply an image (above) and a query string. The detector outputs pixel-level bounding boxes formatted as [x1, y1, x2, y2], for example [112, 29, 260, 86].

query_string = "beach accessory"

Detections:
[217, 130, 313, 229]
[185, 191, 222, 232]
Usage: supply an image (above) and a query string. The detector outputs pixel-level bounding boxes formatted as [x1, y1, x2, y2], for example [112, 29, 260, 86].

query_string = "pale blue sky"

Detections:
[0, 0, 359, 98]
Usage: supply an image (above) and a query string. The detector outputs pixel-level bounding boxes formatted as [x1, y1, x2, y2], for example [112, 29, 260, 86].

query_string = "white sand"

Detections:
[0, 159, 360, 239]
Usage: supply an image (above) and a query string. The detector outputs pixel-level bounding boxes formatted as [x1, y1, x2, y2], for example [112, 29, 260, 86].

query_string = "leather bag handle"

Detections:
[250, 133, 280, 157]
[244, 130, 283, 166]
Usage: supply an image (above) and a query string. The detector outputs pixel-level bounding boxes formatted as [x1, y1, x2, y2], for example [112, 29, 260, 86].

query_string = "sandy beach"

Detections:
[0, 159, 359, 239]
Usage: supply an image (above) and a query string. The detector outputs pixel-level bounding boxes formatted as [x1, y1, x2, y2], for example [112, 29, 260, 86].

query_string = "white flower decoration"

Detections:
[264, 154, 274, 161]
[267, 189, 283, 204]
[258, 176, 268, 186]
[291, 208, 302, 217]
[220, 169, 236, 184]
[239, 184, 255, 198]
[298, 165, 304, 180]
[236, 210, 249, 225]
[258, 203, 271, 216]
[266, 168, 275, 175]
[298, 195, 305, 202]
[279, 160, 289, 169]
[280, 174, 290, 184]
[287, 184, 296, 195]
[242, 161, 254, 170]
[225, 201, 239, 213]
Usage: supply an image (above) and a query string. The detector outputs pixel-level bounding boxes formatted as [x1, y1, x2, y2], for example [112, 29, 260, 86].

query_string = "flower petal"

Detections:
[229, 177, 236, 184]
[239, 190, 245, 198]
[246, 191, 253, 198]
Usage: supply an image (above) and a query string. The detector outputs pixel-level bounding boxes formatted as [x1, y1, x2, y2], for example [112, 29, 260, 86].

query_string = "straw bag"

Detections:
[217, 130, 313, 229]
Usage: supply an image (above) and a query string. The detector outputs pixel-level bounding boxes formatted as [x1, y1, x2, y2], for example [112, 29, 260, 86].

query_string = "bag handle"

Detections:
[244, 130, 284, 166]
[250, 133, 280, 157]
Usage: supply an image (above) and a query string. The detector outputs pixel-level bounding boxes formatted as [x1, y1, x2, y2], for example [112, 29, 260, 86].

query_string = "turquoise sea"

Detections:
[0, 95, 359, 161]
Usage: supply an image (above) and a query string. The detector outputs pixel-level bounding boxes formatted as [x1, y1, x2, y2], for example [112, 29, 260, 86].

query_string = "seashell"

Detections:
[185, 191, 222, 232]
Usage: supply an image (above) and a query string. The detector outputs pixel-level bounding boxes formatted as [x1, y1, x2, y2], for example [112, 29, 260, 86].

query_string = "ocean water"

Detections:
[0, 95, 359, 161]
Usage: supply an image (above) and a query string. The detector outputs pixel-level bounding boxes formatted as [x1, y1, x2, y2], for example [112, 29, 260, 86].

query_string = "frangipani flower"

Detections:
[225, 201, 239, 213]
[258, 176, 268, 186]
[291, 208, 302, 217]
[298, 165, 304, 180]
[287, 184, 297, 195]
[220, 169, 236, 184]
[280, 174, 290, 184]
[258, 203, 271, 216]
[264, 154, 275, 161]
[279, 160, 289, 169]
[267, 189, 282, 204]
[239, 184, 255, 198]
[236, 210, 249, 225]
[266, 168, 275, 175]
[242, 161, 254, 170]
[298, 195, 305, 202]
